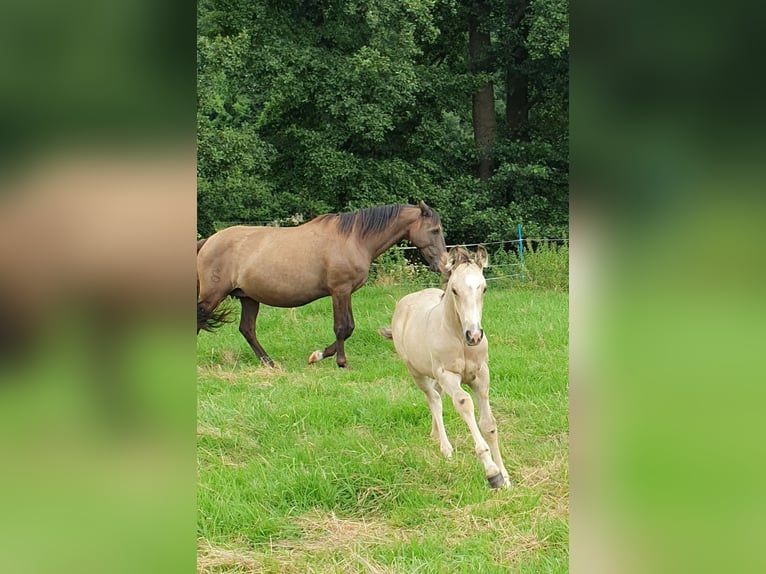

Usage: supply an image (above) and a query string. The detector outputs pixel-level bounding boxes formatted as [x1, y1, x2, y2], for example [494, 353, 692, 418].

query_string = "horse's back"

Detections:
[197, 225, 276, 295]
[198, 223, 359, 307]
[198, 225, 254, 258]
[394, 288, 443, 319]
[391, 288, 444, 371]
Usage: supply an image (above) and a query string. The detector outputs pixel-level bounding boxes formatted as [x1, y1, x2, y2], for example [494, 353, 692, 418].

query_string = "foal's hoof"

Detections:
[487, 473, 505, 489]
[308, 350, 323, 364]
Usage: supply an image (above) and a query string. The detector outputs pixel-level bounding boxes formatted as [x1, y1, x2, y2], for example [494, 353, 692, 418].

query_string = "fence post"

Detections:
[518, 223, 525, 282]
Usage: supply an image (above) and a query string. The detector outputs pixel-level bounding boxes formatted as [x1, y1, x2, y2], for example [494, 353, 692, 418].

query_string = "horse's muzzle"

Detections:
[465, 329, 484, 346]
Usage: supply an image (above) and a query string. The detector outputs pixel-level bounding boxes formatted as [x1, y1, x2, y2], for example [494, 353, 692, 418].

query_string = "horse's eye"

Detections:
[451, 287, 457, 295]
[431, 229, 440, 235]
[483, 285, 487, 293]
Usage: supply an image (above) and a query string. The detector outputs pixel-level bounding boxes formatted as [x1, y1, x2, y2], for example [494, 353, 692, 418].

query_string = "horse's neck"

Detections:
[435, 289, 463, 335]
[363, 208, 419, 261]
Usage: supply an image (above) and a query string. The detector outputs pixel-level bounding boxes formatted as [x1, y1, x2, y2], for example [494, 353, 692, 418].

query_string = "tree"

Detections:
[468, 0, 496, 181]
[197, 0, 569, 242]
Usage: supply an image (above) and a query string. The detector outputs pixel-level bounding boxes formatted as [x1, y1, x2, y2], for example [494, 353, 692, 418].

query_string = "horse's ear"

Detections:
[443, 247, 457, 273]
[474, 245, 489, 269]
[418, 201, 432, 217]
[447, 246, 470, 268]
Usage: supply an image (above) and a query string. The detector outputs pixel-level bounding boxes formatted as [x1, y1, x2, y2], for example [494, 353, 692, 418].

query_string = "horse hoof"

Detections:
[261, 357, 274, 368]
[487, 473, 505, 489]
[308, 350, 323, 364]
[336, 362, 349, 369]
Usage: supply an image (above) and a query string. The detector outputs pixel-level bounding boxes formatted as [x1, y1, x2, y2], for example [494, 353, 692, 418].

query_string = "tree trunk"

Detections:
[468, 0, 495, 181]
[506, 62, 529, 141]
[506, 0, 530, 141]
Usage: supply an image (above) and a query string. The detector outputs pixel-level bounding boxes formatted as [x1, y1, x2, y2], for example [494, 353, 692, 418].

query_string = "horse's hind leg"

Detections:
[238, 296, 274, 367]
[308, 292, 354, 368]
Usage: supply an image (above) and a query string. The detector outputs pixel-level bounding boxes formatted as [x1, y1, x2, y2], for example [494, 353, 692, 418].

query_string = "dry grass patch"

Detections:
[197, 363, 283, 386]
[519, 452, 567, 490]
[197, 423, 223, 438]
[198, 512, 415, 574]
[283, 510, 412, 553]
[198, 539, 259, 574]
[518, 441, 569, 524]
[501, 529, 554, 565]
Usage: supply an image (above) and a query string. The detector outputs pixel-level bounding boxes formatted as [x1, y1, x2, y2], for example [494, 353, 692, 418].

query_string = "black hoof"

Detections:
[260, 357, 274, 367]
[487, 473, 504, 489]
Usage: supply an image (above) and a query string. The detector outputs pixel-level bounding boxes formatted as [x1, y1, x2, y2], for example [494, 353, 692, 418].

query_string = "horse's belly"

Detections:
[405, 339, 465, 377]
[243, 281, 329, 308]
[235, 253, 331, 306]
[391, 291, 455, 376]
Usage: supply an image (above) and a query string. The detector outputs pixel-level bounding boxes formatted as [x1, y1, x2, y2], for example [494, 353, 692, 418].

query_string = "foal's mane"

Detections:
[316, 204, 438, 239]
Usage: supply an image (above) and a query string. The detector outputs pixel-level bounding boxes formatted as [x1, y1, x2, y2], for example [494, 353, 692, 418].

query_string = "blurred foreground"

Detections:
[0, 150, 196, 573]
[0, 0, 195, 571]
[572, 0, 766, 570]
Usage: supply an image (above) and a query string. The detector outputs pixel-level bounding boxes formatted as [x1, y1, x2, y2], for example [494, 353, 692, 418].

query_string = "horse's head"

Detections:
[406, 201, 447, 272]
[443, 246, 489, 346]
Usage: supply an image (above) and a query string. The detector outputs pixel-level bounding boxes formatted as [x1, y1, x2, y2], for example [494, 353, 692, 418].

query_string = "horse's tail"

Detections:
[378, 327, 393, 340]
[197, 302, 230, 332]
[197, 237, 208, 253]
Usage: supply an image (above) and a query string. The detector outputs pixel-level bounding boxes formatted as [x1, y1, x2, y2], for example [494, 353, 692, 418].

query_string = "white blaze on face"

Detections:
[454, 266, 486, 345]
[463, 272, 483, 291]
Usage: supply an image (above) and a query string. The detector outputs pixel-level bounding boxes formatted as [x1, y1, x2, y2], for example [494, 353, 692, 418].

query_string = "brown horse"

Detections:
[197, 202, 447, 368]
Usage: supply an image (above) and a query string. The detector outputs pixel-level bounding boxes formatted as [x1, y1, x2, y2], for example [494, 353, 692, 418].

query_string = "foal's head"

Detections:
[405, 201, 447, 273]
[443, 246, 489, 346]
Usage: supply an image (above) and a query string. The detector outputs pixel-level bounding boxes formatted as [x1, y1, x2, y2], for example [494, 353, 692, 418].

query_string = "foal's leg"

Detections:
[308, 292, 355, 368]
[412, 374, 453, 458]
[469, 365, 510, 488]
[437, 370, 504, 488]
[238, 297, 274, 367]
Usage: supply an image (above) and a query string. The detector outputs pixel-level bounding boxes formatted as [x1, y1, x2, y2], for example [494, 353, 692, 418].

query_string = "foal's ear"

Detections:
[446, 246, 471, 269]
[443, 248, 456, 274]
[418, 200, 432, 216]
[437, 251, 450, 273]
[474, 245, 489, 269]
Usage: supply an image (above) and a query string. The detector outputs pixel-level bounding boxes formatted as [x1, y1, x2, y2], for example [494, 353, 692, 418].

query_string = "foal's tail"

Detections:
[378, 327, 393, 340]
[197, 302, 230, 332]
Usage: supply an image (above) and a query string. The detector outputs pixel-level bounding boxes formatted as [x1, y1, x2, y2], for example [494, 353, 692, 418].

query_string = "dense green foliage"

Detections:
[197, 0, 568, 243]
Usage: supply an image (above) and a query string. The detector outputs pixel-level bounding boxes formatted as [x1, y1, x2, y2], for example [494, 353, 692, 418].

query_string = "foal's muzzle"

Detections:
[465, 329, 484, 346]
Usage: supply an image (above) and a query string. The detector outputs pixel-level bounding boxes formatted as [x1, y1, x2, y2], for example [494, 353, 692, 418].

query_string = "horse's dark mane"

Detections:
[317, 204, 440, 239]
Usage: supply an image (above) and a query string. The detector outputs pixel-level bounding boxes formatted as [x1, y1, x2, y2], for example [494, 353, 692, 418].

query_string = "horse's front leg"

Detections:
[470, 364, 510, 488]
[438, 369, 504, 488]
[308, 292, 355, 368]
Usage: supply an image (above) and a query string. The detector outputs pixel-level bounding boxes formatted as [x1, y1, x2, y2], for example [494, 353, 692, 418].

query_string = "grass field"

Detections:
[197, 283, 568, 573]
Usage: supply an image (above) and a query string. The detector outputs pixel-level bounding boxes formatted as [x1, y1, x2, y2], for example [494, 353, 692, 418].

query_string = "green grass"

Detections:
[197, 284, 568, 572]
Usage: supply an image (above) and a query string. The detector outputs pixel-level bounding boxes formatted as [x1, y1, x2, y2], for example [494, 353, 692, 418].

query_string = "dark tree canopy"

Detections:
[197, 0, 568, 243]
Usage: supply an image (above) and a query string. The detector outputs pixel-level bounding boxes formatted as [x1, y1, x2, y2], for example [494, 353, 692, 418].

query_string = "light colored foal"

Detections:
[381, 246, 510, 489]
